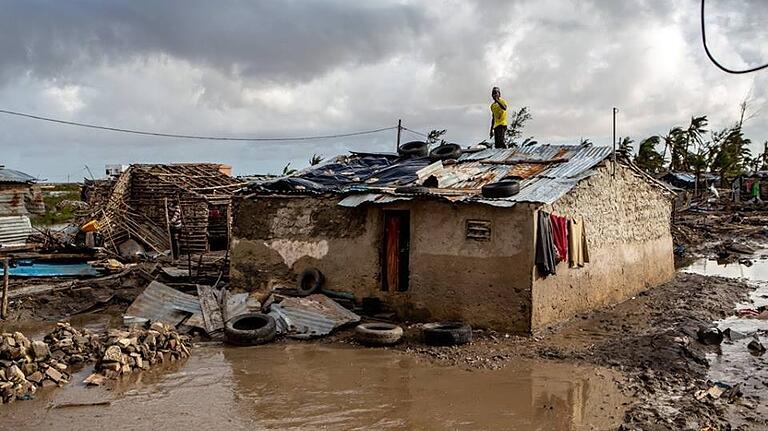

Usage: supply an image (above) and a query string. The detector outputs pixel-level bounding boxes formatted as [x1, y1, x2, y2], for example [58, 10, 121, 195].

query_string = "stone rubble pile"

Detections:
[0, 321, 192, 402]
[0, 329, 75, 404]
[43, 322, 103, 364]
[91, 322, 191, 381]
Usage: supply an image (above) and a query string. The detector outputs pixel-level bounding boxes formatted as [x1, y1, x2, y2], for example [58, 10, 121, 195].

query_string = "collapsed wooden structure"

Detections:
[95, 163, 246, 256]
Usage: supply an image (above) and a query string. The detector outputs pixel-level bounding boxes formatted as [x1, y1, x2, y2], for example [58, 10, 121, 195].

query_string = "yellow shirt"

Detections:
[490, 98, 508, 128]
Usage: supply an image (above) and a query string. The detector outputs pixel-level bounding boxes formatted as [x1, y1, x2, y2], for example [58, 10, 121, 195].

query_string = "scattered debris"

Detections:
[696, 326, 724, 346]
[747, 337, 766, 356]
[268, 293, 360, 339]
[123, 280, 202, 328]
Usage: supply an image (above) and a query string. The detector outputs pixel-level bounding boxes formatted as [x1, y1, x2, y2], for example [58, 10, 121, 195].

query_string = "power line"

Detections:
[401, 127, 428, 138]
[701, 0, 768, 74]
[0, 108, 397, 142]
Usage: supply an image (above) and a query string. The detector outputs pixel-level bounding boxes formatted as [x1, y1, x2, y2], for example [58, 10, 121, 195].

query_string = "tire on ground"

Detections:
[422, 322, 472, 346]
[224, 313, 277, 346]
[355, 323, 404, 346]
[297, 267, 324, 296]
[481, 180, 520, 198]
[429, 144, 462, 161]
[398, 141, 429, 158]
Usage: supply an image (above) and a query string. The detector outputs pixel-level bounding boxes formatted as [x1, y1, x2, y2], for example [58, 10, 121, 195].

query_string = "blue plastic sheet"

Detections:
[8, 260, 104, 278]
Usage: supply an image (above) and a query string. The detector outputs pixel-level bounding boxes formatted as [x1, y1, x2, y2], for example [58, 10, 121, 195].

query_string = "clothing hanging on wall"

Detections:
[568, 216, 590, 268]
[535, 211, 558, 276]
[549, 213, 568, 263]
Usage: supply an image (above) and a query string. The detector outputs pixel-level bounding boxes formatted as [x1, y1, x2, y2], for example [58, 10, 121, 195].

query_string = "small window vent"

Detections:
[466, 219, 491, 241]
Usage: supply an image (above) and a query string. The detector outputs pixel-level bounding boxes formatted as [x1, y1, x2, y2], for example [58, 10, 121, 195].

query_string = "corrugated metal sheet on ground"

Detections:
[268, 294, 360, 339]
[0, 215, 31, 246]
[124, 280, 202, 327]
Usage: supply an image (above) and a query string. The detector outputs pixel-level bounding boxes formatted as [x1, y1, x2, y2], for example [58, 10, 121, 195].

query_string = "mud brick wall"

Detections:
[532, 164, 674, 329]
[231, 196, 536, 332]
[231, 195, 377, 297]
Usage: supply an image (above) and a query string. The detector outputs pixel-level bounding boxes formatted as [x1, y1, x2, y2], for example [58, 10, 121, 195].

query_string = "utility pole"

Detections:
[612, 107, 618, 177]
[396, 119, 402, 152]
[1, 257, 8, 319]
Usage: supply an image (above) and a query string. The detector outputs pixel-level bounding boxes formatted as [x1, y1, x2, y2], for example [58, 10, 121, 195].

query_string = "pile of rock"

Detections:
[0, 331, 71, 404]
[43, 322, 103, 364]
[91, 322, 191, 381]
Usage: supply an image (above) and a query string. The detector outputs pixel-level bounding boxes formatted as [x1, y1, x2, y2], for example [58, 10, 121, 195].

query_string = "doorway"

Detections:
[382, 210, 410, 292]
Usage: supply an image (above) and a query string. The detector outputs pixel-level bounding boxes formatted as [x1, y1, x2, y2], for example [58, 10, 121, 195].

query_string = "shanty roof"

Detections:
[243, 144, 617, 207]
[0, 167, 37, 184]
[132, 163, 247, 197]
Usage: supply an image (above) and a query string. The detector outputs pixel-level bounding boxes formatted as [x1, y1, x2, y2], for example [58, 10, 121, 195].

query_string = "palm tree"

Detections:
[634, 137, 664, 174]
[616, 137, 634, 159]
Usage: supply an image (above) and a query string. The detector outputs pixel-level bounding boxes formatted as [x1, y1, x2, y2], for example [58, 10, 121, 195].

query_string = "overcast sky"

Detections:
[2, 0, 768, 180]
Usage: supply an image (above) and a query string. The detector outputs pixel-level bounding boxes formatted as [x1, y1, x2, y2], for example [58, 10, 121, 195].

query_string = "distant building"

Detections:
[0, 165, 44, 247]
[231, 145, 675, 333]
[659, 171, 719, 190]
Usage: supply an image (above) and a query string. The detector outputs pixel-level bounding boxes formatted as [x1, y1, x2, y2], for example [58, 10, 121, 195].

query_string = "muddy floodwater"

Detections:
[684, 257, 768, 425]
[2, 343, 627, 431]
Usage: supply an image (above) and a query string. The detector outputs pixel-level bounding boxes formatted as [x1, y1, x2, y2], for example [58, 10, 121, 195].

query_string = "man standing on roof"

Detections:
[489, 87, 508, 149]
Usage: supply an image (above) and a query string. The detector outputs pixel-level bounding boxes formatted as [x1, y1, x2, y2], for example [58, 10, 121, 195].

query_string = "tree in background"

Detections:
[505, 106, 533, 147]
[634, 136, 664, 174]
[309, 154, 324, 166]
[427, 129, 447, 146]
[616, 137, 634, 159]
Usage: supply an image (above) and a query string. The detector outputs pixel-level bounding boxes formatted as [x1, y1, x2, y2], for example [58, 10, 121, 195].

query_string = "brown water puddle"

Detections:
[2, 343, 627, 431]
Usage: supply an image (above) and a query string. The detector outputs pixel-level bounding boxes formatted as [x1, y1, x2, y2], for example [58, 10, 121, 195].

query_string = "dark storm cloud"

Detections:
[0, 0, 427, 83]
[1, 0, 767, 179]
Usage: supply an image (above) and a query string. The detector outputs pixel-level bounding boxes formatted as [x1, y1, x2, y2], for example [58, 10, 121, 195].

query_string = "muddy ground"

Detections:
[2, 206, 767, 430]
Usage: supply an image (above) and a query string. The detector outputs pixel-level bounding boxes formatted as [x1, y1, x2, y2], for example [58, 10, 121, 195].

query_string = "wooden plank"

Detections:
[197, 284, 224, 333]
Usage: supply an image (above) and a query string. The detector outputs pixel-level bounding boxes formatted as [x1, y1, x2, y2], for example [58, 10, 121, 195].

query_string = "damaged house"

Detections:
[0, 166, 44, 247]
[95, 163, 245, 256]
[231, 145, 675, 333]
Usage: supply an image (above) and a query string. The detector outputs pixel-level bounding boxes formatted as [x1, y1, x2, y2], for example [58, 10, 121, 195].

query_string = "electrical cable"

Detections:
[0, 108, 397, 142]
[701, 0, 768, 74]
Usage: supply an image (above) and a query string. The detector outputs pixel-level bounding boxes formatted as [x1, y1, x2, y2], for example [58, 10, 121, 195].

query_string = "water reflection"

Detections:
[2, 344, 625, 431]
[683, 257, 768, 280]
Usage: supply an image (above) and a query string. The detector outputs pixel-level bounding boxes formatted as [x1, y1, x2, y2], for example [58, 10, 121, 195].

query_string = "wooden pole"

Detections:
[396, 119, 402, 152]
[2, 258, 9, 319]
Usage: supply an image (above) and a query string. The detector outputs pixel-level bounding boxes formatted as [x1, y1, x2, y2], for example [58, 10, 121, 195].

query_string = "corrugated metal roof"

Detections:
[0, 167, 37, 184]
[0, 215, 31, 246]
[247, 144, 615, 207]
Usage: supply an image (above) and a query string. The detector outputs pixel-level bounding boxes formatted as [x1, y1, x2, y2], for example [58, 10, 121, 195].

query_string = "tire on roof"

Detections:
[481, 180, 520, 198]
[398, 141, 429, 158]
[429, 144, 462, 161]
